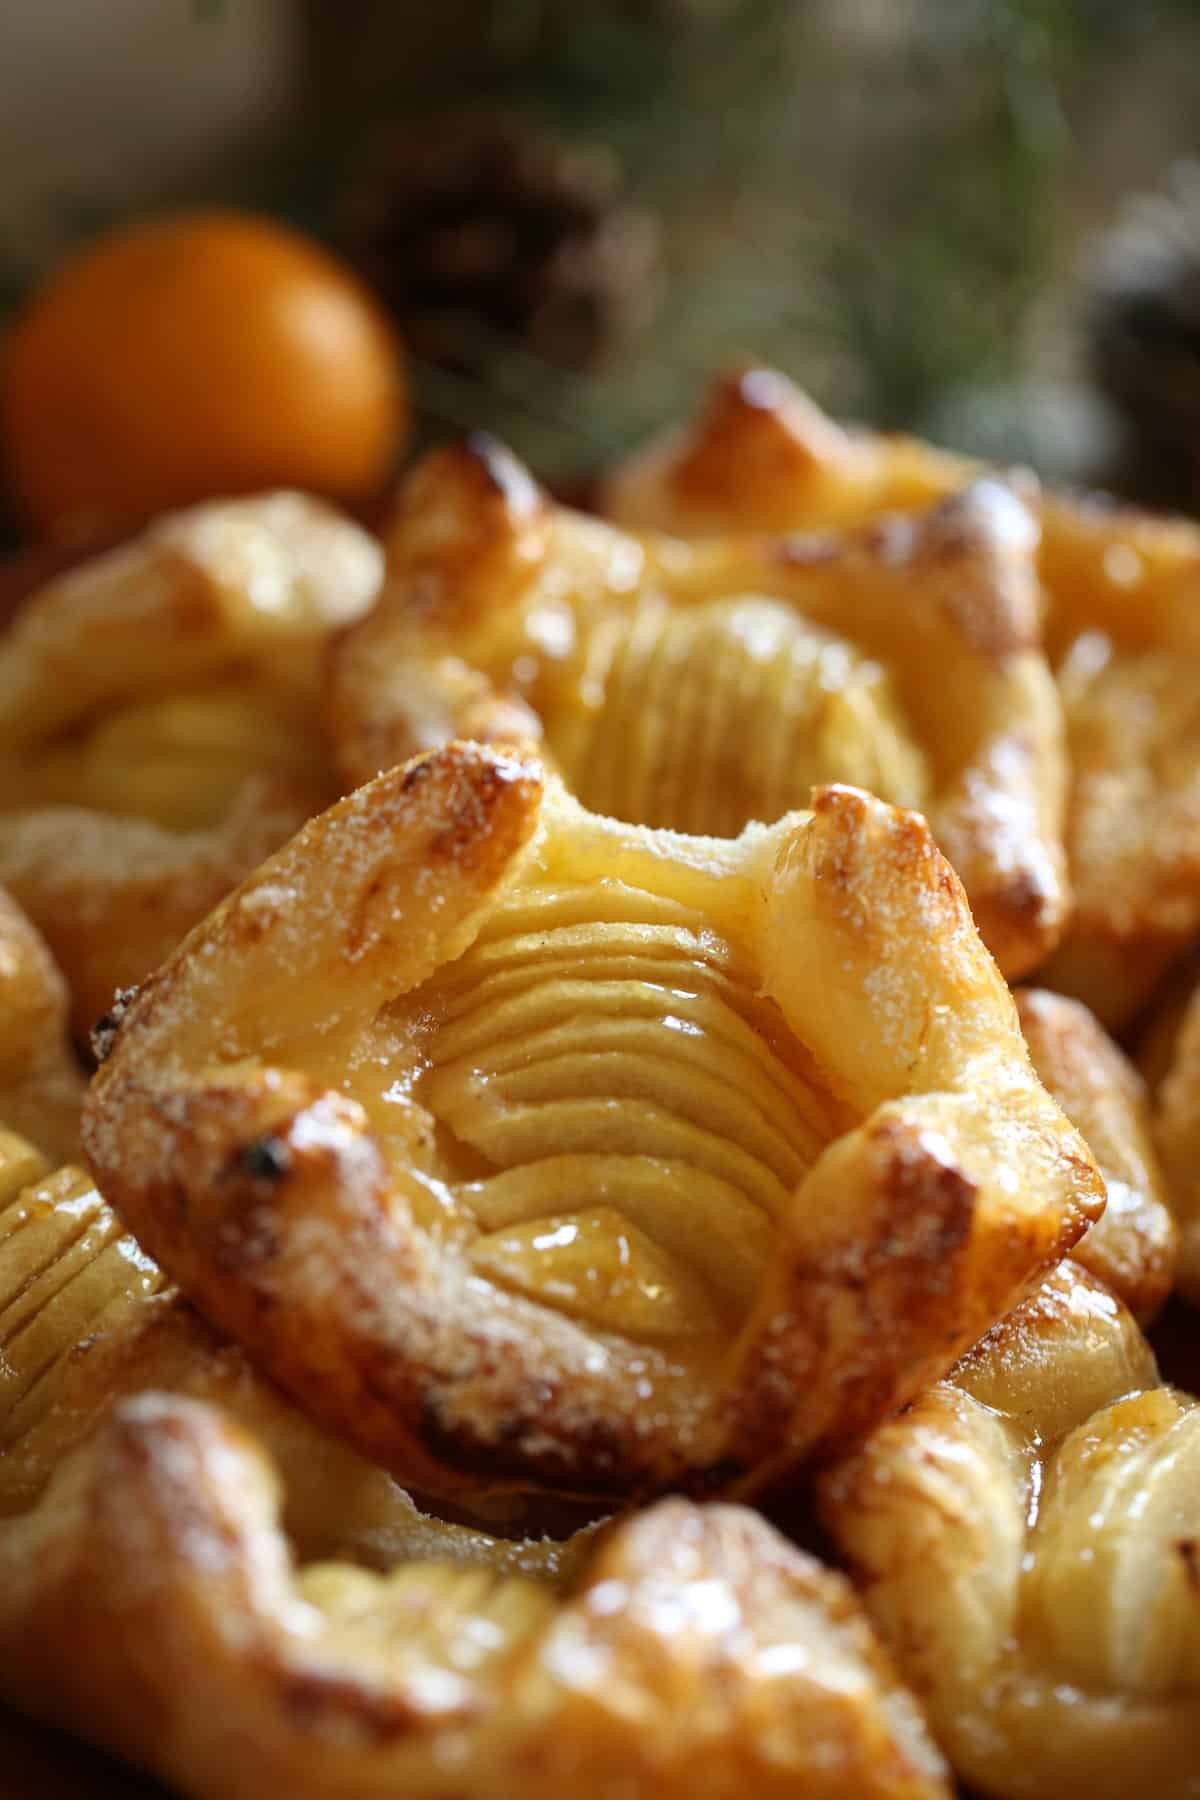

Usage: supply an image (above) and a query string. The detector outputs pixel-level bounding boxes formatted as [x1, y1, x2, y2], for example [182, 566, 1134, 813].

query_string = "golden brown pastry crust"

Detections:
[1016, 988, 1177, 1321]
[0, 1392, 951, 1800]
[0, 492, 383, 1036]
[820, 1260, 1200, 1800]
[605, 365, 1200, 1026]
[330, 436, 1067, 977]
[82, 740, 1102, 1500]
[0, 887, 84, 1163]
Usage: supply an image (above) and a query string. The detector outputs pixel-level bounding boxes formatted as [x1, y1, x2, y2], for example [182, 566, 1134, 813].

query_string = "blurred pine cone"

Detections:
[336, 107, 660, 374]
[1086, 160, 1200, 510]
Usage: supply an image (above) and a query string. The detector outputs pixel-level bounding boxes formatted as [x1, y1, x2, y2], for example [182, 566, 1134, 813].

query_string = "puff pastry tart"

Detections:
[331, 435, 1067, 979]
[0, 491, 383, 1035]
[0, 1390, 950, 1800]
[83, 740, 1102, 1499]
[0, 1127, 950, 1799]
[821, 1260, 1200, 1800]
[1016, 988, 1177, 1322]
[606, 366, 1200, 1025]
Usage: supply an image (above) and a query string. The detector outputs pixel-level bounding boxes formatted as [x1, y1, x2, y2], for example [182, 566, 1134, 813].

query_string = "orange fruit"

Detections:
[1, 209, 407, 541]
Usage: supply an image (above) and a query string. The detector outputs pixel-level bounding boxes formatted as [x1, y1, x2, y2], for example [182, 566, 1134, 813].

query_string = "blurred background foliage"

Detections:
[6, 0, 1200, 500]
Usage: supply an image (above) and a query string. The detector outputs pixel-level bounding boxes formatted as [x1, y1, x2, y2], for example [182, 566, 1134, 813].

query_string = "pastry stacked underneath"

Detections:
[3, 386, 1200, 1798]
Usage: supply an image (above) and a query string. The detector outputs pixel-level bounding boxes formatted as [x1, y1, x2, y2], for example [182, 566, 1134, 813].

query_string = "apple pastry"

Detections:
[0, 491, 383, 1035]
[0, 1389, 951, 1800]
[0, 1114, 951, 1799]
[1016, 988, 1177, 1321]
[83, 740, 1103, 1499]
[605, 366, 1200, 1026]
[330, 434, 1067, 978]
[820, 1259, 1200, 1800]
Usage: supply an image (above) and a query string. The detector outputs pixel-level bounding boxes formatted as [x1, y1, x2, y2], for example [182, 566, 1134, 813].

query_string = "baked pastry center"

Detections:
[518, 595, 927, 837]
[315, 868, 840, 1345]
